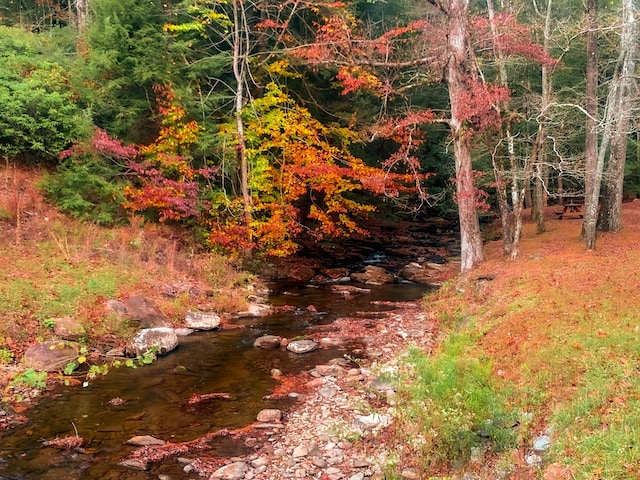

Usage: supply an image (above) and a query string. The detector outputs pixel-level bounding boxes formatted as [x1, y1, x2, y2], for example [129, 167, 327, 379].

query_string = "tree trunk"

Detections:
[232, 0, 253, 253]
[75, 0, 88, 32]
[595, 0, 637, 234]
[446, 0, 484, 272]
[597, 0, 637, 232]
[582, 0, 599, 246]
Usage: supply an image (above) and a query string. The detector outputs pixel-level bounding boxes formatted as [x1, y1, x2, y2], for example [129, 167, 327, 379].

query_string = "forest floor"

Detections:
[2, 164, 640, 478]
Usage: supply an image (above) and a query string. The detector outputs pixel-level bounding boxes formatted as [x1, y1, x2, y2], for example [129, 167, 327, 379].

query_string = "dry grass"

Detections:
[0, 165, 253, 389]
[416, 201, 640, 478]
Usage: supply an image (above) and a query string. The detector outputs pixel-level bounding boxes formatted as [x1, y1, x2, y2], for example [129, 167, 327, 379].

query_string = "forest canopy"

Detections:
[1, 0, 637, 267]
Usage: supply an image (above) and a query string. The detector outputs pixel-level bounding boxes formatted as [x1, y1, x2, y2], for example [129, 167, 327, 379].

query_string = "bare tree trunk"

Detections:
[582, 0, 599, 246]
[597, 0, 637, 233]
[75, 0, 88, 32]
[232, 0, 253, 253]
[446, 0, 484, 272]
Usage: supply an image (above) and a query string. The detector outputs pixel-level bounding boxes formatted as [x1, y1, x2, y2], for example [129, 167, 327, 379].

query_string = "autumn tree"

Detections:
[295, 0, 553, 271]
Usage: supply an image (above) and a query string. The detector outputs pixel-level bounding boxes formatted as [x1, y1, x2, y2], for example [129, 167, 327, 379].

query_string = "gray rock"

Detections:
[253, 335, 282, 350]
[354, 413, 392, 431]
[22, 340, 80, 372]
[286, 339, 318, 354]
[128, 327, 178, 356]
[107, 296, 170, 328]
[184, 311, 221, 330]
[533, 434, 551, 451]
[209, 461, 247, 480]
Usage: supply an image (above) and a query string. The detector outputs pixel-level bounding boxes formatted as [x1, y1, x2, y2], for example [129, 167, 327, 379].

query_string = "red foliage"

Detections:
[455, 79, 510, 131]
[123, 85, 218, 222]
[59, 128, 138, 161]
[471, 13, 557, 67]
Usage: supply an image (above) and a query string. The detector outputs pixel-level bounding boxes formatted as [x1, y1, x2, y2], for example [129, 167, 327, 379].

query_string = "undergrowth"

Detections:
[394, 333, 519, 472]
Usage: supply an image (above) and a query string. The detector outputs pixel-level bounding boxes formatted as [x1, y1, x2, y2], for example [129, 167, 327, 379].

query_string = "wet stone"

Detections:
[286, 339, 318, 354]
[126, 435, 165, 446]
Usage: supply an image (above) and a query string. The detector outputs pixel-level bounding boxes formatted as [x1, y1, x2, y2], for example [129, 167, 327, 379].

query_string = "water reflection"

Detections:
[0, 282, 430, 479]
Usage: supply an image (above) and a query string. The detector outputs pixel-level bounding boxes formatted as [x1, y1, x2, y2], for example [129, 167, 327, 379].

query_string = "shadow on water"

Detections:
[0, 282, 431, 479]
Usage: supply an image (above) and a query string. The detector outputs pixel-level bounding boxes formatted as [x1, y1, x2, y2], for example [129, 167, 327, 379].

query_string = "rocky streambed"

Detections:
[1, 218, 461, 479]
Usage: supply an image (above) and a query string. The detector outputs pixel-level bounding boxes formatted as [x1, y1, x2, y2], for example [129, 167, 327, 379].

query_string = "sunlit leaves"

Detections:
[123, 84, 217, 222]
[208, 82, 409, 257]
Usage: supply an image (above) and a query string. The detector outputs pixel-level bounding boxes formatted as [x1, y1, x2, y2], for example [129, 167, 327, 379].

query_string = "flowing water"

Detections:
[0, 281, 431, 479]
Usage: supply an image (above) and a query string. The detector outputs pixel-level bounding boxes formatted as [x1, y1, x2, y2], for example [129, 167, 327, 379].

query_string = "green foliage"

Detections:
[77, 0, 180, 138]
[0, 26, 87, 162]
[41, 128, 134, 225]
[0, 348, 14, 364]
[10, 368, 47, 389]
[42, 158, 127, 225]
[396, 335, 517, 469]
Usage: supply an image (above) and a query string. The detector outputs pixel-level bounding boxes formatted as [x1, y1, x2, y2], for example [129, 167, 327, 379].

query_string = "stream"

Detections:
[0, 281, 432, 479]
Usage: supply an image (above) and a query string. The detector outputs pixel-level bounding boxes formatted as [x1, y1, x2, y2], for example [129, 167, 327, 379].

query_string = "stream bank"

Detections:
[1, 216, 461, 479]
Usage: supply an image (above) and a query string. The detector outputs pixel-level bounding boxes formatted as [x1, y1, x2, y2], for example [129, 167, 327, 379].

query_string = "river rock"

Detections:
[237, 303, 273, 318]
[286, 339, 318, 354]
[22, 340, 80, 372]
[398, 262, 446, 284]
[350, 265, 395, 285]
[330, 285, 371, 298]
[118, 458, 148, 471]
[53, 317, 85, 339]
[256, 409, 282, 423]
[128, 327, 178, 356]
[184, 311, 221, 330]
[126, 435, 165, 446]
[106, 296, 171, 328]
[315, 364, 347, 377]
[209, 461, 247, 480]
[253, 335, 282, 350]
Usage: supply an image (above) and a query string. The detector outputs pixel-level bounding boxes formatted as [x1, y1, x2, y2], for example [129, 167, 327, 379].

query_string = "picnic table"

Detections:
[555, 200, 584, 220]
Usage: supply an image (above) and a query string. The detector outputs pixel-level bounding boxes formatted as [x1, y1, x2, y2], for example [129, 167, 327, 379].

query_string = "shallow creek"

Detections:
[0, 282, 431, 479]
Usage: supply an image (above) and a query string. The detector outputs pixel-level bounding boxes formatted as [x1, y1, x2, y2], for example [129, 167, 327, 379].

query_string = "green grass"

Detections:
[395, 333, 518, 470]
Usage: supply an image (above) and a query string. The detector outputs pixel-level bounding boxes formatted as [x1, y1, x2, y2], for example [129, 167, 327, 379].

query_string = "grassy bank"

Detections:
[392, 203, 640, 479]
[0, 167, 254, 392]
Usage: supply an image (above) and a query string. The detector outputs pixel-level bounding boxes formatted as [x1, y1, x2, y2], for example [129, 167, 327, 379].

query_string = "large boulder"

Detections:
[106, 296, 171, 328]
[22, 340, 80, 372]
[127, 328, 178, 356]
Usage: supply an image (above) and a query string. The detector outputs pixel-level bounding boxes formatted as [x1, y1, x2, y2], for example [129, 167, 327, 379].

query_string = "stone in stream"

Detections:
[256, 409, 282, 423]
[126, 435, 165, 446]
[184, 310, 221, 330]
[253, 335, 282, 350]
[286, 339, 318, 354]
[350, 265, 395, 285]
[127, 327, 178, 356]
